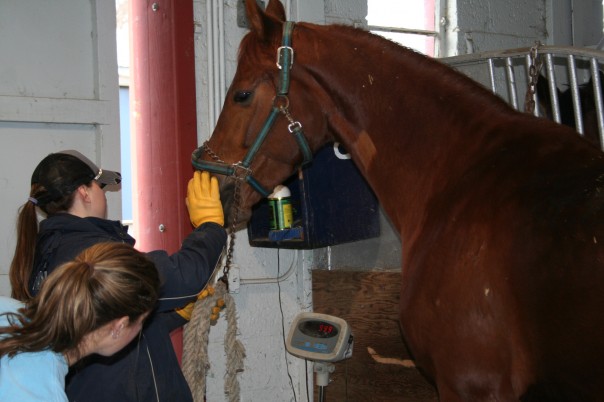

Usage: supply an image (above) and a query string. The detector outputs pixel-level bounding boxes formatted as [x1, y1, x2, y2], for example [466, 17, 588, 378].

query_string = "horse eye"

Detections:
[233, 91, 252, 104]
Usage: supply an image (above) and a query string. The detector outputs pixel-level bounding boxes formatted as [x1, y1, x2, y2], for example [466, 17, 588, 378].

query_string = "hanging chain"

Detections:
[202, 142, 223, 163]
[524, 41, 543, 114]
[201, 142, 241, 287]
[222, 179, 242, 283]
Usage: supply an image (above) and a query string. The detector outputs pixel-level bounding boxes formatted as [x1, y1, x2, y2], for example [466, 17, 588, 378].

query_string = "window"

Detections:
[367, 0, 439, 57]
[116, 0, 132, 224]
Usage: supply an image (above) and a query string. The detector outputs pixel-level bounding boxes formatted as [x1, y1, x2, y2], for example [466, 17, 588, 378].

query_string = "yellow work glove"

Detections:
[175, 287, 212, 321]
[175, 286, 224, 321]
[175, 300, 196, 321]
[186, 171, 224, 227]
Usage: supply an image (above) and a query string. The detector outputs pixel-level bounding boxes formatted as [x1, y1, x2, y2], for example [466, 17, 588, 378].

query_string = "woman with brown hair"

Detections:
[0, 242, 160, 402]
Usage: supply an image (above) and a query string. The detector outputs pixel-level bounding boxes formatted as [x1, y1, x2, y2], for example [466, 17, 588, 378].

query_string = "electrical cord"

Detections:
[305, 359, 310, 402]
[239, 250, 298, 285]
[277, 248, 298, 402]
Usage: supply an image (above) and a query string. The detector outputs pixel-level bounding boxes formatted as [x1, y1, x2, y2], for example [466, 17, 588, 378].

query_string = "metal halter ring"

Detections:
[231, 162, 252, 181]
[273, 94, 290, 110]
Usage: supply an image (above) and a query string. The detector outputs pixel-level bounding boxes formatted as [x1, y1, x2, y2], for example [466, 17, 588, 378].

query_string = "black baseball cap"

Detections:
[59, 150, 122, 187]
[31, 150, 121, 205]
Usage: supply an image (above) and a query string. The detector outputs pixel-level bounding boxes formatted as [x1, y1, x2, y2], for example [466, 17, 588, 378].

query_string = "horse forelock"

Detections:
[238, 32, 276, 66]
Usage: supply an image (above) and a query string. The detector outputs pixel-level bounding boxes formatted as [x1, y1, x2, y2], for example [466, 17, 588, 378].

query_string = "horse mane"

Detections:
[238, 21, 516, 118]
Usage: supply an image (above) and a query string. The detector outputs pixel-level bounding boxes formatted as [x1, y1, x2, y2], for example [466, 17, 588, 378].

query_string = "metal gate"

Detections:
[442, 45, 604, 150]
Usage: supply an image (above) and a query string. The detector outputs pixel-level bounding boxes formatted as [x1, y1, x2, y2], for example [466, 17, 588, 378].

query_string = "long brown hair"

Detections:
[10, 152, 97, 301]
[0, 242, 160, 361]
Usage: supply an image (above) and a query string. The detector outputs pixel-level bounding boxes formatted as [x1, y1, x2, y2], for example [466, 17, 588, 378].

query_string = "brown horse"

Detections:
[194, 0, 604, 400]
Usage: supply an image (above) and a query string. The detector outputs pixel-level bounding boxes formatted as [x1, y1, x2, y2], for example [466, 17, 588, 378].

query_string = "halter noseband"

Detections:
[192, 21, 313, 198]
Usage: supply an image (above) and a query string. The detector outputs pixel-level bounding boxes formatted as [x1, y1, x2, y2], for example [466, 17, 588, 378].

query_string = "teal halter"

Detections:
[192, 21, 312, 198]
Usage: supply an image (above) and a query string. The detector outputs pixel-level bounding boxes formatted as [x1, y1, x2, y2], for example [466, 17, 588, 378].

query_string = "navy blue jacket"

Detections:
[29, 213, 227, 402]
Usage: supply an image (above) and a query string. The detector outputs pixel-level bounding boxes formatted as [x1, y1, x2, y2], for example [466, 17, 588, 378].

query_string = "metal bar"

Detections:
[443, 45, 604, 148]
[590, 58, 604, 149]
[545, 53, 561, 124]
[443, 45, 604, 68]
[505, 57, 519, 110]
[367, 25, 438, 37]
[487, 58, 496, 93]
[567, 55, 584, 135]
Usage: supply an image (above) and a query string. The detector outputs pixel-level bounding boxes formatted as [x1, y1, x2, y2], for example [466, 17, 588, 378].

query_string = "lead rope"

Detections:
[183, 154, 246, 401]
[182, 281, 246, 402]
[524, 41, 543, 114]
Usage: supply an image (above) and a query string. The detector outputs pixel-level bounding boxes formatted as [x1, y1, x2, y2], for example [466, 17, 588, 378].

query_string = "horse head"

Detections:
[193, 0, 332, 227]
[536, 70, 603, 149]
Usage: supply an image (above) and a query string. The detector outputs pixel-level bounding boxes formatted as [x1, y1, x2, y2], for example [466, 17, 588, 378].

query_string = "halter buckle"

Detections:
[276, 46, 294, 70]
[288, 121, 302, 133]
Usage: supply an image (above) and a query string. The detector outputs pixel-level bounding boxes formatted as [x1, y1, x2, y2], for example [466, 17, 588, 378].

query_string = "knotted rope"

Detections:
[182, 281, 246, 402]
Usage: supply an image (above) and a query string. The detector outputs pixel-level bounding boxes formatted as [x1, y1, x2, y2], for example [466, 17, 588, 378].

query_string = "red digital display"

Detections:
[318, 323, 334, 334]
[299, 320, 339, 338]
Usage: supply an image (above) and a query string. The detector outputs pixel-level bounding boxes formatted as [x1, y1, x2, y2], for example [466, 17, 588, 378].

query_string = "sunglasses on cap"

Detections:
[93, 168, 120, 190]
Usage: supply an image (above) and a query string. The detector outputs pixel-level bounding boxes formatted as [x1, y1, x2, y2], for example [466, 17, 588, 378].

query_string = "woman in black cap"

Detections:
[9, 150, 227, 402]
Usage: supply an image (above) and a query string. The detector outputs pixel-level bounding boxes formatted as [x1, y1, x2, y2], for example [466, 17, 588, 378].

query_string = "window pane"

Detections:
[367, 0, 434, 31]
[367, 0, 436, 56]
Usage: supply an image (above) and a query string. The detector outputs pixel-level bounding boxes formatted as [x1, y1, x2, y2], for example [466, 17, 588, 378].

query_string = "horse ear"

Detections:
[265, 0, 286, 21]
[245, 0, 283, 41]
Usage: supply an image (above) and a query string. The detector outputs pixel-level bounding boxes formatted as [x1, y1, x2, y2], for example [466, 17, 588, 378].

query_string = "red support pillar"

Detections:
[130, 0, 197, 362]
[130, 0, 197, 253]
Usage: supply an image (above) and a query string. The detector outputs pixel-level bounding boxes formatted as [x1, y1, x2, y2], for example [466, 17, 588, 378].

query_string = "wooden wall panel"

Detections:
[312, 270, 438, 401]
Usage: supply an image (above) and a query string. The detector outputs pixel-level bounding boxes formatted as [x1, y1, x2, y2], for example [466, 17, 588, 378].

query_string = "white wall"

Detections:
[0, 0, 121, 297]
[442, 0, 602, 56]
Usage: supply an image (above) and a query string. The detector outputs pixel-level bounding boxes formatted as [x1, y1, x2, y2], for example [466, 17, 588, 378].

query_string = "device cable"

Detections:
[277, 248, 298, 402]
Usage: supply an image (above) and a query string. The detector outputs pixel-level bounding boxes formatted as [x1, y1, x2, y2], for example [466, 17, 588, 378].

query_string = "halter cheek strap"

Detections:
[192, 21, 312, 198]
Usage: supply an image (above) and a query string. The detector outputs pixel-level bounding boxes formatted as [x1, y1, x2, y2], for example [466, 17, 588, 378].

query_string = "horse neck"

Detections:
[296, 24, 516, 238]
